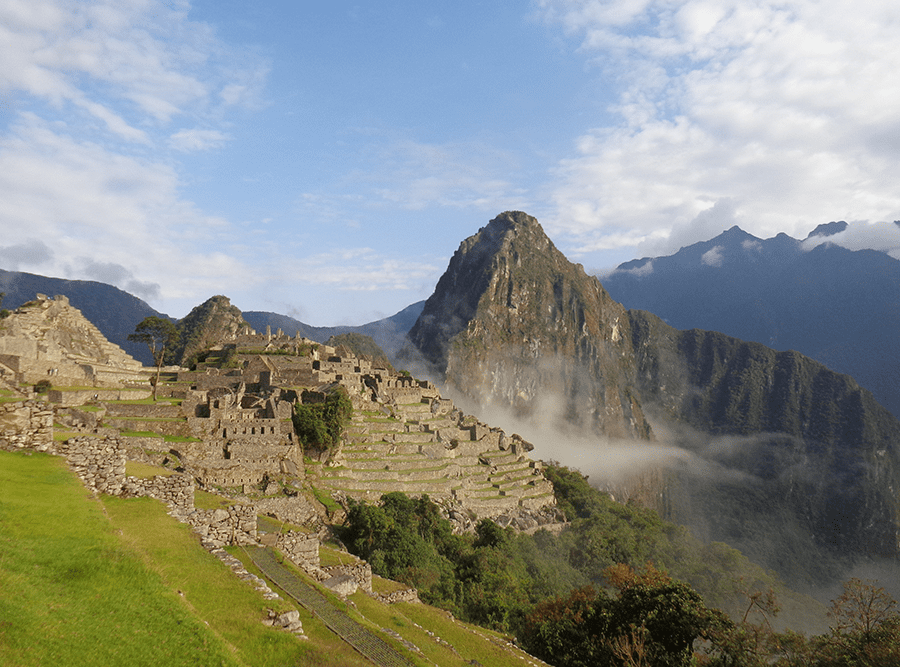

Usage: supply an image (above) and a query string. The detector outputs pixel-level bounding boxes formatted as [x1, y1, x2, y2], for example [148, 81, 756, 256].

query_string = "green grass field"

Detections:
[0, 451, 312, 666]
[0, 449, 543, 667]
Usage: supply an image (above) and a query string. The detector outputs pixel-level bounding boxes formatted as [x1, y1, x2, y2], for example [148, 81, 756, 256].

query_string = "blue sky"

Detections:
[1, 0, 899, 325]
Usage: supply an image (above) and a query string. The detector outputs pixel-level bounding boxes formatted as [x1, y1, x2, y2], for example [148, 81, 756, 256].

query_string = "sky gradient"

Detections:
[1, 0, 899, 325]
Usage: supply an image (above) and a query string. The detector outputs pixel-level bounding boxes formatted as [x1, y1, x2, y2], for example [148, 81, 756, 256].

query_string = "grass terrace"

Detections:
[125, 460, 174, 478]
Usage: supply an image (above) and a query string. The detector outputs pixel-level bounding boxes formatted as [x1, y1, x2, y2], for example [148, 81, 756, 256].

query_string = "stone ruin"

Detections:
[0, 294, 146, 389]
[1, 296, 565, 533]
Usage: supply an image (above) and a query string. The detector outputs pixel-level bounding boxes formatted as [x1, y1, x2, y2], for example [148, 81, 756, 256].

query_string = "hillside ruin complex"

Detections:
[0, 294, 563, 534]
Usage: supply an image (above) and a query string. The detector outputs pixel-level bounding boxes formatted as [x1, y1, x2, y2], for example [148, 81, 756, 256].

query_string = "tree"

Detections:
[128, 316, 179, 400]
[828, 577, 897, 641]
[522, 564, 725, 667]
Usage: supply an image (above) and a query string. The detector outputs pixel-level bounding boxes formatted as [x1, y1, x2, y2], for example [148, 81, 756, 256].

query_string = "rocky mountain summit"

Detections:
[408, 210, 652, 440]
[407, 211, 900, 585]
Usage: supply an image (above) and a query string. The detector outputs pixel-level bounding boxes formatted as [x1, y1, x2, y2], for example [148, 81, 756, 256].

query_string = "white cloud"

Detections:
[168, 128, 230, 152]
[0, 0, 267, 139]
[611, 258, 654, 277]
[701, 245, 724, 267]
[352, 138, 531, 213]
[801, 220, 900, 259]
[742, 239, 762, 252]
[281, 247, 442, 293]
[538, 0, 900, 257]
[0, 240, 54, 270]
[0, 0, 270, 315]
[0, 114, 254, 305]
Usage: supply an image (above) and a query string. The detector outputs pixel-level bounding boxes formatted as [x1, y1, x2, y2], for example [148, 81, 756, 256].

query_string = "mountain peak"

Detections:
[408, 212, 651, 438]
[806, 220, 848, 239]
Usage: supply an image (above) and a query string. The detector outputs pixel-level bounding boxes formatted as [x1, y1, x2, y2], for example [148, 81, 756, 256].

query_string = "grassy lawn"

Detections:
[102, 495, 327, 666]
[0, 451, 242, 666]
[194, 488, 240, 510]
[349, 593, 533, 667]
[0, 453, 552, 667]
[119, 429, 163, 438]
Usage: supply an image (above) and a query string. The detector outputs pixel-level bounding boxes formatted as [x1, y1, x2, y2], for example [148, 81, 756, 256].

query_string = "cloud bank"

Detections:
[538, 0, 900, 258]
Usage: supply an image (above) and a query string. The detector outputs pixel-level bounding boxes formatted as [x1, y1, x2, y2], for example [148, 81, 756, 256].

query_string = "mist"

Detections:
[438, 377, 900, 605]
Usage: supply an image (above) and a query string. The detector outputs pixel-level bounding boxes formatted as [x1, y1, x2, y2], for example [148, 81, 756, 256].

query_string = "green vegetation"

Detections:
[339, 467, 822, 634]
[342, 492, 585, 632]
[194, 488, 237, 510]
[522, 565, 726, 667]
[125, 460, 174, 478]
[163, 434, 202, 443]
[342, 482, 895, 667]
[311, 485, 342, 513]
[292, 386, 352, 451]
[33, 379, 52, 394]
[0, 451, 245, 666]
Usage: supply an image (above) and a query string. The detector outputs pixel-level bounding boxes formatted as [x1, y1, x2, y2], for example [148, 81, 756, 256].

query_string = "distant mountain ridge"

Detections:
[0, 268, 422, 367]
[406, 211, 900, 588]
[243, 301, 424, 361]
[601, 224, 900, 419]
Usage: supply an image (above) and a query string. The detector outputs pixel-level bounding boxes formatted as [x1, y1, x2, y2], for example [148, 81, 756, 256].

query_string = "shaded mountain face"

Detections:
[407, 211, 900, 585]
[629, 310, 900, 574]
[0, 269, 166, 366]
[169, 295, 248, 366]
[408, 211, 652, 439]
[600, 225, 900, 419]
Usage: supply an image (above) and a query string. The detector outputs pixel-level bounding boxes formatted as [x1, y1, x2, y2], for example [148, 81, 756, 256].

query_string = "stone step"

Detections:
[322, 478, 456, 495]
[324, 465, 461, 483]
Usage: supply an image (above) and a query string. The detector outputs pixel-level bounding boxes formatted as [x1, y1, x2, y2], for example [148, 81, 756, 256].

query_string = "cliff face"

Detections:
[408, 211, 652, 439]
[407, 212, 900, 578]
[629, 309, 900, 562]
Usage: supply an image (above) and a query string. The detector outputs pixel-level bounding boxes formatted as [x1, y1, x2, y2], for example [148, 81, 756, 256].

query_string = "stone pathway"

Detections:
[247, 547, 416, 667]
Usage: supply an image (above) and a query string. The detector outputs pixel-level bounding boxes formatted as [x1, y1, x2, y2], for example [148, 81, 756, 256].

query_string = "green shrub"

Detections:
[34, 379, 52, 394]
[292, 386, 352, 450]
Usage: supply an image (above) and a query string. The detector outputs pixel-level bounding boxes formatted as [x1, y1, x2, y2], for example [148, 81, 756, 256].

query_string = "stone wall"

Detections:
[275, 531, 320, 570]
[322, 561, 373, 594]
[121, 472, 194, 511]
[373, 588, 420, 604]
[188, 505, 258, 547]
[48, 388, 153, 407]
[0, 399, 53, 452]
[55, 436, 126, 494]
